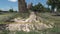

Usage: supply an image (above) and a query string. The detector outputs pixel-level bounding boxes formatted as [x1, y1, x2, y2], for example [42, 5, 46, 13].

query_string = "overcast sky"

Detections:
[0, 0, 47, 11]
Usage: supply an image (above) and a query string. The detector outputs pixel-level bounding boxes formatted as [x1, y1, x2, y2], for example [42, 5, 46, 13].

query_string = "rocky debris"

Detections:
[25, 12, 37, 23]
[6, 24, 34, 32]
[5, 12, 54, 32]
[0, 24, 8, 30]
[6, 23, 53, 32]
[14, 18, 25, 23]
[13, 12, 39, 23]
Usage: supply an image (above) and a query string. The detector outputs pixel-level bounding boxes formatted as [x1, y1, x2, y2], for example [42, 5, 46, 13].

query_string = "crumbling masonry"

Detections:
[18, 0, 27, 13]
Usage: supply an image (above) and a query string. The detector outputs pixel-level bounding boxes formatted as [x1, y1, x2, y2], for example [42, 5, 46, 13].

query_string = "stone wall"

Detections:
[18, 0, 27, 13]
[27, 3, 32, 10]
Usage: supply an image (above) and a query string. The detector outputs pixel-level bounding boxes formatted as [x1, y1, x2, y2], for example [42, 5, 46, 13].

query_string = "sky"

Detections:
[0, 0, 47, 11]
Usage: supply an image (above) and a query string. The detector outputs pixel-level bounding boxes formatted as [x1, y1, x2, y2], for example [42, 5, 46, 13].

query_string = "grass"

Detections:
[37, 12, 60, 34]
[0, 13, 17, 24]
[0, 12, 30, 24]
[0, 12, 60, 34]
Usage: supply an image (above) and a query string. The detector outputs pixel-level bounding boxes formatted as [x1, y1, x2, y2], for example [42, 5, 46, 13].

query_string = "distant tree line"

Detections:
[30, 3, 50, 13]
[9, 8, 17, 12]
[0, 8, 17, 13]
[29, 0, 60, 13]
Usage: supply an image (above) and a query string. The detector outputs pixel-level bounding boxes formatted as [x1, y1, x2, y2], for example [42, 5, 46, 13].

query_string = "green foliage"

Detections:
[47, 0, 60, 7]
[31, 3, 48, 12]
[32, 3, 43, 11]
[47, 0, 60, 12]
[58, 9, 60, 12]
[9, 8, 14, 12]
[0, 30, 10, 34]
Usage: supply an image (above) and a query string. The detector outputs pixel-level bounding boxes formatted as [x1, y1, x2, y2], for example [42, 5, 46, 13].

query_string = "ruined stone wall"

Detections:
[27, 3, 32, 10]
[18, 0, 27, 13]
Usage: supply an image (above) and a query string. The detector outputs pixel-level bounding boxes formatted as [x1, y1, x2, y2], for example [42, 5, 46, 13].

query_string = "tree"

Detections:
[9, 8, 14, 12]
[47, 0, 60, 12]
[31, 3, 45, 12]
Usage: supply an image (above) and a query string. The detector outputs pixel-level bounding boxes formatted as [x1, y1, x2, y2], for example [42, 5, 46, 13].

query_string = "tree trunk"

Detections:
[51, 6, 55, 13]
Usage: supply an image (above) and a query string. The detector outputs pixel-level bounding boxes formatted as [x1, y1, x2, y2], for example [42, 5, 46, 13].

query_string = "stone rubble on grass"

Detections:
[6, 23, 53, 32]
[13, 12, 39, 23]
[14, 18, 25, 23]
[6, 12, 54, 32]
[6, 24, 34, 32]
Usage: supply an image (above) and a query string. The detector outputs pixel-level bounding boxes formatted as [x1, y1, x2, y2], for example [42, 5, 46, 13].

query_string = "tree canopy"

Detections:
[47, 0, 60, 12]
[31, 3, 46, 12]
